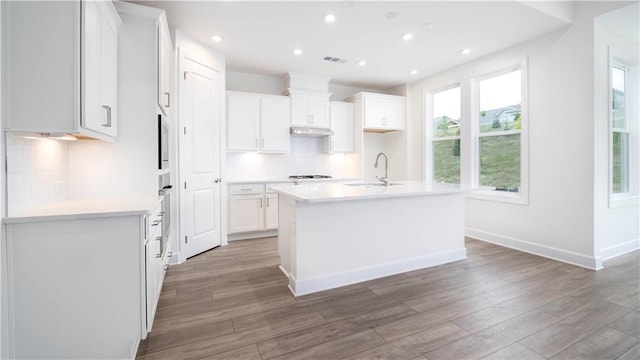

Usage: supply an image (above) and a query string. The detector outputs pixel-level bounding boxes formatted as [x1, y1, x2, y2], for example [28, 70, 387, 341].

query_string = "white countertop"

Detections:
[226, 177, 360, 185]
[269, 181, 475, 203]
[3, 196, 163, 224]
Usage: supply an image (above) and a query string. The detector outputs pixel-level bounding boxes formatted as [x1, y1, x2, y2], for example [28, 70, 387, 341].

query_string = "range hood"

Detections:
[290, 127, 334, 137]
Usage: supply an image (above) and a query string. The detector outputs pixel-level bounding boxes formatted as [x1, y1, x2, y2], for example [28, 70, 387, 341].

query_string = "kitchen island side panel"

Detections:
[286, 193, 466, 295]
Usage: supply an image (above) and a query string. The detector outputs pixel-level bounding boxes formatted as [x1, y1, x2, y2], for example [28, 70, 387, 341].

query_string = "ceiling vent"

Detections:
[323, 56, 347, 64]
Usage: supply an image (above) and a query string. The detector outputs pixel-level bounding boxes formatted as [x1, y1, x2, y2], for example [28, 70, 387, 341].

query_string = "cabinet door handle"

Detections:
[151, 220, 161, 227]
[261, 138, 264, 148]
[102, 105, 112, 127]
[259, 198, 263, 208]
[156, 236, 163, 258]
[255, 138, 259, 148]
[266, 197, 270, 207]
[164, 92, 170, 108]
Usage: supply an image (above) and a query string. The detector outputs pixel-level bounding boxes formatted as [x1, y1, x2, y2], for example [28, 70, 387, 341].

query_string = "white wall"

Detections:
[594, 3, 640, 260]
[407, 1, 630, 269]
[226, 137, 360, 180]
[5, 134, 70, 215]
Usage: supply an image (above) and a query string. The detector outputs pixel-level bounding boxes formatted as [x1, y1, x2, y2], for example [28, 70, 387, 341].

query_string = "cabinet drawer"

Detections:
[145, 204, 163, 241]
[229, 184, 264, 195]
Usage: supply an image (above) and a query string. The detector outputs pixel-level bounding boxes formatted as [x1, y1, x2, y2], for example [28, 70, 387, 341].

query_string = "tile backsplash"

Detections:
[6, 133, 69, 216]
[225, 136, 361, 180]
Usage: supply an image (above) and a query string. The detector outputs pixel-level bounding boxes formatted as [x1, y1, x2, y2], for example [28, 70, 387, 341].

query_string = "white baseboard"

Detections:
[288, 248, 467, 296]
[227, 230, 277, 241]
[466, 227, 603, 270]
[168, 251, 181, 265]
[600, 238, 640, 261]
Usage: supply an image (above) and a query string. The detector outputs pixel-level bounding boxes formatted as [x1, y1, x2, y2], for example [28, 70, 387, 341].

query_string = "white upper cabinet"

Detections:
[324, 102, 354, 153]
[227, 91, 290, 153]
[261, 97, 290, 152]
[2, 0, 121, 140]
[157, 14, 173, 116]
[289, 90, 331, 129]
[348, 92, 406, 132]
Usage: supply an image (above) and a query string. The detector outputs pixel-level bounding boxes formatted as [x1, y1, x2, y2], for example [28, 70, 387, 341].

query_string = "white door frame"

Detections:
[176, 48, 227, 264]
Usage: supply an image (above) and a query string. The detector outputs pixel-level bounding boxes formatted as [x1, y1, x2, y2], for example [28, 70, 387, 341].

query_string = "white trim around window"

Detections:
[467, 58, 529, 205]
[609, 55, 639, 208]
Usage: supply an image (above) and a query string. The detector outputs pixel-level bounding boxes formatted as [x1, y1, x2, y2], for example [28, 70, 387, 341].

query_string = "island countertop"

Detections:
[268, 181, 475, 203]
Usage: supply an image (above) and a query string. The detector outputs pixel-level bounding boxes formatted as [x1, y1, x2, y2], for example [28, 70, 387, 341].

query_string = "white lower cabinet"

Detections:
[228, 184, 279, 234]
[2, 203, 164, 359]
[265, 193, 279, 230]
[145, 205, 165, 332]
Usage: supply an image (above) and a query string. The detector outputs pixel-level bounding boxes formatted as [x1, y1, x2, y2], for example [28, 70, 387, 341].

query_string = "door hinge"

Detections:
[185, 235, 188, 244]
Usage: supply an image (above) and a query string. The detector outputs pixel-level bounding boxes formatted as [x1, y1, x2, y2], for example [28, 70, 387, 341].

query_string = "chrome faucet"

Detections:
[374, 152, 389, 186]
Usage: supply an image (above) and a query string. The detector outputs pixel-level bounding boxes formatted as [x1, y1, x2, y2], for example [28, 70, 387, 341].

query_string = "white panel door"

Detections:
[261, 97, 290, 152]
[180, 56, 222, 258]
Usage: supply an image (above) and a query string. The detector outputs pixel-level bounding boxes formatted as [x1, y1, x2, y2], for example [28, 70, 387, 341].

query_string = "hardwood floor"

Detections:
[137, 237, 640, 360]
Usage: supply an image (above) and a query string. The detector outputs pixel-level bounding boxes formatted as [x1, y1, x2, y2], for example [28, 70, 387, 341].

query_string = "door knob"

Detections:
[212, 178, 221, 184]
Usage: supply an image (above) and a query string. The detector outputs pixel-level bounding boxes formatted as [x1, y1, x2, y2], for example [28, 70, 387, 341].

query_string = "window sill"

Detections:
[609, 193, 639, 208]
[467, 188, 529, 205]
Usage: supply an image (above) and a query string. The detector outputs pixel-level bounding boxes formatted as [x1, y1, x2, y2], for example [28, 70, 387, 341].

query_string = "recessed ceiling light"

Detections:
[423, 23, 434, 31]
[403, 33, 414, 41]
[410, 69, 418, 75]
[324, 14, 336, 23]
[293, 48, 303, 56]
[385, 11, 398, 20]
[211, 35, 222, 43]
[358, 60, 367, 66]
[461, 48, 471, 55]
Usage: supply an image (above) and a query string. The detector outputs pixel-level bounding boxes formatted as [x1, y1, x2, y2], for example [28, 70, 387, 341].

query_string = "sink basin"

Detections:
[345, 182, 402, 187]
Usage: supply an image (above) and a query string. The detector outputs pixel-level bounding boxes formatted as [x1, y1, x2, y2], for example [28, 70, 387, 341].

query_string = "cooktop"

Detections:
[288, 175, 333, 179]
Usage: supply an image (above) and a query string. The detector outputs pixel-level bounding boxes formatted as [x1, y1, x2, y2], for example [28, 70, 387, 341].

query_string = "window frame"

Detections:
[609, 59, 637, 207]
[467, 60, 529, 205]
[426, 83, 462, 184]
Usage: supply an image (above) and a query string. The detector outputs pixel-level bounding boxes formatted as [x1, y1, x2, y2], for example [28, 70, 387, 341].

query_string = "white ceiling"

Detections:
[132, 1, 573, 90]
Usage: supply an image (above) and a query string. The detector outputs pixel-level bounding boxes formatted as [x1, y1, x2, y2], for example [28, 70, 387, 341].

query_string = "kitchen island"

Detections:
[268, 181, 473, 296]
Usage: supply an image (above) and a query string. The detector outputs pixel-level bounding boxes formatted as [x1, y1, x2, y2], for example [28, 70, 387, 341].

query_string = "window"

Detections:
[431, 86, 461, 184]
[478, 69, 522, 192]
[611, 63, 630, 195]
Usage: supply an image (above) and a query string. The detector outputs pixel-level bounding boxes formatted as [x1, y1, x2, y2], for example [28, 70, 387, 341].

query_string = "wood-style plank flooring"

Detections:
[137, 237, 639, 359]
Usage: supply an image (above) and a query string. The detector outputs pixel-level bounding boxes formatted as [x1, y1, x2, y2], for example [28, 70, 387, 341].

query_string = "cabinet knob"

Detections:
[211, 178, 221, 184]
[164, 92, 170, 108]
